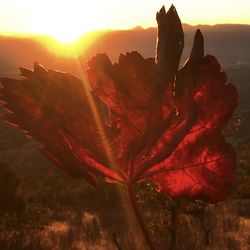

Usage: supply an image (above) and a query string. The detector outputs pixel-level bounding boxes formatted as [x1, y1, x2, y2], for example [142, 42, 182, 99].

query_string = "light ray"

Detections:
[72, 54, 148, 248]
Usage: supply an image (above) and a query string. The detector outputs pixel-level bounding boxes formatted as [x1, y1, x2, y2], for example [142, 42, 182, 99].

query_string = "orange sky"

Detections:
[0, 0, 249, 43]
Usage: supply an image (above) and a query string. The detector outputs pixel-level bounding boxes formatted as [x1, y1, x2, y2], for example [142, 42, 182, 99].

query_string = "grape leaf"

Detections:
[0, 5, 237, 202]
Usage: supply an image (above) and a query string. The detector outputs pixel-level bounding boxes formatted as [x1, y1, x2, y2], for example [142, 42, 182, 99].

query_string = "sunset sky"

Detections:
[0, 0, 249, 43]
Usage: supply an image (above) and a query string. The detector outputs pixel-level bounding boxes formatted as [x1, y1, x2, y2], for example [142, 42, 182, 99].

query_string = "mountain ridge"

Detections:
[0, 24, 250, 78]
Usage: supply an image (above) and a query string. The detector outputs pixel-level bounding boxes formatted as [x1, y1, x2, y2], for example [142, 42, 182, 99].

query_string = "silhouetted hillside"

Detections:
[79, 24, 250, 66]
[1, 24, 250, 78]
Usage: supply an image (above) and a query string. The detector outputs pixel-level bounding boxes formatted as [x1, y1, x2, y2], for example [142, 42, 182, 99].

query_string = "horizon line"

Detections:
[0, 22, 249, 40]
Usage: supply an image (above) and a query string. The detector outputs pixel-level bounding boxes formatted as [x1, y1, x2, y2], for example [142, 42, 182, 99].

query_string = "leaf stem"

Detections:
[127, 185, 156, 250]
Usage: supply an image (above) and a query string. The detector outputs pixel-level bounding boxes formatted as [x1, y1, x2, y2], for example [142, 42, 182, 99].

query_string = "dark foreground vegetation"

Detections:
[0, 132, 249, 250]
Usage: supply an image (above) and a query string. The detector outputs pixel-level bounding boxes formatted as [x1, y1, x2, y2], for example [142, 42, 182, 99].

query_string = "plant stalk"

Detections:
[127, 185, 156, 250]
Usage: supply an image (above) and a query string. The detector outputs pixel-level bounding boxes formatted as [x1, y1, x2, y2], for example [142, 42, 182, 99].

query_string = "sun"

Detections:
[49, 28, 84, 44]
[32, 1, 104, 44]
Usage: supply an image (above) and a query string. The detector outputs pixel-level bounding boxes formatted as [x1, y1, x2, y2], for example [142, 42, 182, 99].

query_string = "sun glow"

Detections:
[1, 0, 250, 46]
[34, 1, 103, 44]
[50, 29, 83, 45]
[34, 31, 102, 59]
[1, 0, 109, 44]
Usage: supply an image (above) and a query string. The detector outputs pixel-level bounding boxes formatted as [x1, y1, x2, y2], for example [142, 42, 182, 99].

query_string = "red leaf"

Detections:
[151, 132, 236, 202]
[0, 5, 238, 202]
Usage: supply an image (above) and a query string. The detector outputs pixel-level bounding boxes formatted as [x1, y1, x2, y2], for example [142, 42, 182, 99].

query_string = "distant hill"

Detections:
[79, 24, 250, 66]
[0, 24, 250, 79]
